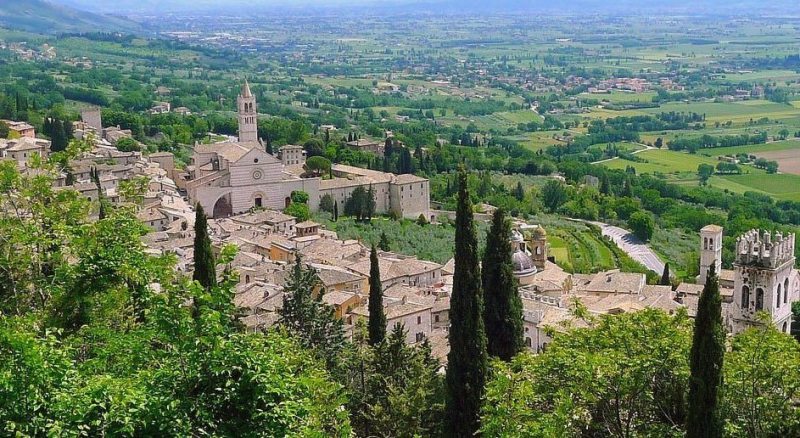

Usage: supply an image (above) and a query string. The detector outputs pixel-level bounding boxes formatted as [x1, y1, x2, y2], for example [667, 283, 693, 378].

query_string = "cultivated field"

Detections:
[600, 149, 719, 174]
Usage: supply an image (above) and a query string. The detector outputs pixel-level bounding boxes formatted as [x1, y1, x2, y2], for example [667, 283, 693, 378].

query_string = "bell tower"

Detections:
[699, 224, 723, 285]
[237, 80, 258, 144]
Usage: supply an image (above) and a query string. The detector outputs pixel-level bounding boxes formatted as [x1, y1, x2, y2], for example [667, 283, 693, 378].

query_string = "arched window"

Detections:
[755, 288, 764, 311]
[245, 275, 250, 284]
[710, 238, 714, 249]
[741, 285, 750, 309]
[777, 284, 782, 308]
[525, 337, 532, 348]
[783, 322, 788, 333]
[785, 278, 790, 304]
[536, 246, 542, 255]
[704, 237, 708, 250]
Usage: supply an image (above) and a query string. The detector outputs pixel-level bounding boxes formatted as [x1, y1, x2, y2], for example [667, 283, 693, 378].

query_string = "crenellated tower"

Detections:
[732, 229, 796, 334]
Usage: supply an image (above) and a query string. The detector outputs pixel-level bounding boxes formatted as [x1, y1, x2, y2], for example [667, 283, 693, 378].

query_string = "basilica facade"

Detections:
[185, 81, 430, 219]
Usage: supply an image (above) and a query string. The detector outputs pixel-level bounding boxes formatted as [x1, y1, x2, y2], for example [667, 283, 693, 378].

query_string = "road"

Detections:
[579, 220, 666, 274]
[591, 143, 656, 165]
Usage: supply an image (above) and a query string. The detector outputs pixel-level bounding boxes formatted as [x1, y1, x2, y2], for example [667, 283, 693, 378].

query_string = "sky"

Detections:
[54, 0, 800, 15]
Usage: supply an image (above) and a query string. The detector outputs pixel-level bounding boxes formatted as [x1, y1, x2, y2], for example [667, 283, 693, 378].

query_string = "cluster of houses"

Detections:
[2, 79, 796, 367]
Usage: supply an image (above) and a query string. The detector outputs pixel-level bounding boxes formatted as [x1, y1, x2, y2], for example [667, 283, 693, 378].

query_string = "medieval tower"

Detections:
[237, 80, 258, 144]
[699, 224, 723, 285]
[732, 229, 796, 334]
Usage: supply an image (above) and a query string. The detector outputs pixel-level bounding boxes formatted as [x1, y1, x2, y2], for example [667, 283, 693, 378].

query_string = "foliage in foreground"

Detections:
[482, 308, 800, 438]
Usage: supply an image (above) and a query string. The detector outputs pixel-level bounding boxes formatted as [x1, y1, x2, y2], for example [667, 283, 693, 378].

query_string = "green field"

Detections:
[601, 149, 719, 174]
[699, 139, 800, 158]
[713, 174, 800, 201]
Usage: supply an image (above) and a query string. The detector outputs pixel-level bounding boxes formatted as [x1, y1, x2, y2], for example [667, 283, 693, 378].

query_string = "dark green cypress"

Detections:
[192, 203, 217, 290]
[686, 264, 724, 438]
[482, 208, 523, 361]
[368, 244, 386, 346]
[445, 165, 488, 437]
[660, 262, 671, 286]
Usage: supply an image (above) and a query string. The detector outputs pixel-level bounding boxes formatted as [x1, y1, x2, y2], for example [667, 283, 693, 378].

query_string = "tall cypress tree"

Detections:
[660, 262, 671, 286]
[368, 244, 386, 346]
[686, 264, 724, 438]
[482, 208, 523, 361]
[445, 166, 488, 436]
[193, 203, 217, 290]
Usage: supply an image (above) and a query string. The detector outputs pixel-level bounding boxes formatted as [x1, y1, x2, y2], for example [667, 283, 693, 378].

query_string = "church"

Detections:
[184, 81, 430, 219]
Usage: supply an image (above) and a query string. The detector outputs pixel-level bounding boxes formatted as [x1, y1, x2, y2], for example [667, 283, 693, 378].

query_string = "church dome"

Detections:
[512, 250, 537, 276]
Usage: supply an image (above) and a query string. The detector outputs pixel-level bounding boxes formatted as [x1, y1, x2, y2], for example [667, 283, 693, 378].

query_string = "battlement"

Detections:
[735, 229, 796, 269]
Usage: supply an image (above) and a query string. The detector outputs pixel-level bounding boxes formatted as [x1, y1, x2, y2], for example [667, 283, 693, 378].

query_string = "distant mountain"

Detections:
[0, 0, 140, 34]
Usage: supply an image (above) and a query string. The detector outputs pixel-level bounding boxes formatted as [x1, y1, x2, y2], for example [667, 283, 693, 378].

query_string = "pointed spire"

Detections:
[241, 79, 252, 98]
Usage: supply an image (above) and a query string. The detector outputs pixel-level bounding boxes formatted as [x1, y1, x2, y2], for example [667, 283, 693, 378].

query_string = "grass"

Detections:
[714, 174, 800, 201]
[601, 149, 719, 174]
[698, 139, 800, 158]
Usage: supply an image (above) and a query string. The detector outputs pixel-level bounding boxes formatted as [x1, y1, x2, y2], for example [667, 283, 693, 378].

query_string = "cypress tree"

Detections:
[445, 166, 488, 437]
[368, 245, 386, 346]
[482, 208, 523, 361]
[333, 200, 339, 222]
[192, 204, 217, 290]
[660, 262, 671, 286]
[686, 264, 724, 438]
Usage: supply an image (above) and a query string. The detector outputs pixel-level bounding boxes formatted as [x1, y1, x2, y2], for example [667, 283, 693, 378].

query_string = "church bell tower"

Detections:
[237, 80, 258, 144]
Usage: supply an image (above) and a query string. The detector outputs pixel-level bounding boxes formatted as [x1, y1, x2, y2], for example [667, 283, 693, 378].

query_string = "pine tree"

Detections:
[660, 262, 671, 286]
[600, 173, 611, 195]
[686, 265, 724, 438]
[482, 208, 524, 361]
[368, 245, 386, 346]
[445, 166, 488, 436]
[192, 204, 217, 290]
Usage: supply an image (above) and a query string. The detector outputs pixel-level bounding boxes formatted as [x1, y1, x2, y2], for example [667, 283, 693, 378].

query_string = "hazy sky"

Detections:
[55, 0, 799, 15]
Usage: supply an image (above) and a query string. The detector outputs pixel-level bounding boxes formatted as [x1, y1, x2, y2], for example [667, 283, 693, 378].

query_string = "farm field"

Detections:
[639, 100, 800, 123]
[600, 149, 720, 174]
[715, 174, 800, 202]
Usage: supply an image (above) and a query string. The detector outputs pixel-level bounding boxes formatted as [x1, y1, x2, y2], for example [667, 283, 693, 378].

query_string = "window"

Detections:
[525, 337, 532, 348]
[785, 278, 790, 304]
[435, 315, 440, 322]
[245, 275, 250, 284]
[417, 316, 422, 325]
[703, 237, 708, 250]
[741, 285, 750, 309]
[777, 284, 782, 308]
[415, 332, 424, 342]
[254, 197, 262, 208]
[756, 288, 764, 311]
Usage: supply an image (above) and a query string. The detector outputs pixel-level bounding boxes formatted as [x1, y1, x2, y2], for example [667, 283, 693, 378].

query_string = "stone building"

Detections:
[730, 229, 798, 334]
[185, 81, 430, 220]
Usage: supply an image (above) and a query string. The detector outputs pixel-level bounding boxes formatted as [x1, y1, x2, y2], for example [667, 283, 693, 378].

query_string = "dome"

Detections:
[532, 226, 547, 239]
[511, 250, 537, 276]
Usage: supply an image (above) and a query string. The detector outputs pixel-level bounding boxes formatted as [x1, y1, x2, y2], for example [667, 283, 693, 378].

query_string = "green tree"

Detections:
[722, 321, 800, 436]
[279, 257, 345, 370]
[192, 203, 217, 290]
[661, 262, 671, 286]
[445, 166, 488, 436]
[482, 208, 523, 361]
[285, 202, 311, 221]
[482, 309, 691, 437]
[687, 265, 724, 438]
[368, 245, 386, 346]
[378, 231, 391, 251]
[629, 211, 655, 241]
[697, 163, 715, 185]
[541, 179, 568, 213]
[306, 155, 331, 176]
[319, 193, 335, 214]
